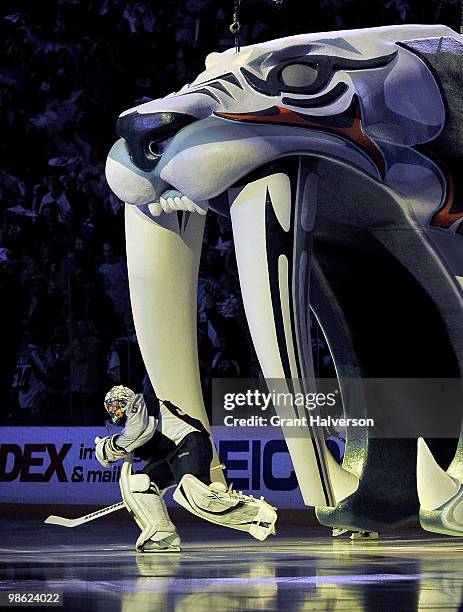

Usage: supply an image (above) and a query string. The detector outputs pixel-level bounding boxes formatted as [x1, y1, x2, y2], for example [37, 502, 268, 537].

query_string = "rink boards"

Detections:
[0, 426, 310, 508]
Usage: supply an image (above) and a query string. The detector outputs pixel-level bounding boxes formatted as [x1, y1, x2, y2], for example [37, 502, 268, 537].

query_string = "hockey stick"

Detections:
[44, 454, 134, 528]
[44, 501, 126, 527]
[44, 462, 226, 527]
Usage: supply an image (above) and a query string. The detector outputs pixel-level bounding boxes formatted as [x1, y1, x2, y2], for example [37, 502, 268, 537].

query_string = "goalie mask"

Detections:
[104, 385, 135, 424]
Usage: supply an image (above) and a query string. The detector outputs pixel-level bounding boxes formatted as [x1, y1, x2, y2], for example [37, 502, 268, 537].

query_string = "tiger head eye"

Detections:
[280, 63, 319, 88]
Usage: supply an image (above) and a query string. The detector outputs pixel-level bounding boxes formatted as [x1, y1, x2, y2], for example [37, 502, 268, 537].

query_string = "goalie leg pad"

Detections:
[119, 462, 180, 551]
[173, 474, 277, 541]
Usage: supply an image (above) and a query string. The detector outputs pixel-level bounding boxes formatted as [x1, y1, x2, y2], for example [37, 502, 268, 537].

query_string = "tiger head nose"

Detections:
[115, 111, 197, 173]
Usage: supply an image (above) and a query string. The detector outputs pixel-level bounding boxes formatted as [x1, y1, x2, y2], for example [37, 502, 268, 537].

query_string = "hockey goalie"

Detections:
[95, 383, 278, 552]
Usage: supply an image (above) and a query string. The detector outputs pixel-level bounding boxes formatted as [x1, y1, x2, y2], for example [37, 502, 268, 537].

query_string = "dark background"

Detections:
[0, 0, 460, 425]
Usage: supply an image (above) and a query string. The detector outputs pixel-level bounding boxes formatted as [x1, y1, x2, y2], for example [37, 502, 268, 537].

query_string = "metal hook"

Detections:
[230, 0, 241, 52]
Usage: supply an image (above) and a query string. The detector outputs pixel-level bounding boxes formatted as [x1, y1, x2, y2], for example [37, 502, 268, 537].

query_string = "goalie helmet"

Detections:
[104, 385, 135, 424]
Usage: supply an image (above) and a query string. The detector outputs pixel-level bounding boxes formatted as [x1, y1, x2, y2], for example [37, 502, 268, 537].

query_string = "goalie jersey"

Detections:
[114, 390, 209, 461]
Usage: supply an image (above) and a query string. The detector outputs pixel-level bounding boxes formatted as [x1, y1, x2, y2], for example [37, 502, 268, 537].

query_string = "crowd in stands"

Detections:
[1, 0, 458, 424]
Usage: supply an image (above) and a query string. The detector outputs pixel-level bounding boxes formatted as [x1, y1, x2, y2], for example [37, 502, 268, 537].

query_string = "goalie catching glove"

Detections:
[173, 474, 277, 541]
[95, 435, 129, 467]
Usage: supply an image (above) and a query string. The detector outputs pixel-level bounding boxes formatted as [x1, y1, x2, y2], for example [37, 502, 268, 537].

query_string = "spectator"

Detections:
[97, 241, 130, 320]
[73, 236, 96, 272]
[3, 211, 34, 260]
[12, 330, 65, 423]
[204, 272, 248, 369]
[32, 201, 67, 253]
[211, 337, 240, 378]
[63, 319, 102, 424]
[73, 271, 119, 342]
[38, 175, 72, 222]
[0, 257, 23, 416]
[13, 340, 50, 422]
[105, 314, 144, 390]
[79, 195, 110, 253]
[20, 275, 63, 349]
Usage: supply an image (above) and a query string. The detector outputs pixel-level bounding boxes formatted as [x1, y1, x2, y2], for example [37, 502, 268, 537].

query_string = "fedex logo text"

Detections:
[0, 444, 71, 482]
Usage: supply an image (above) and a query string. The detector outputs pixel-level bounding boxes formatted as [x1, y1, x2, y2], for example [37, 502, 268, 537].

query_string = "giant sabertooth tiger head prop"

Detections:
[106, 25, 463, 536]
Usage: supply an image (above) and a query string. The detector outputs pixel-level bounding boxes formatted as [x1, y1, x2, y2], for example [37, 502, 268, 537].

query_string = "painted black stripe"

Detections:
[182, 211, 191, 233]
[176, 211, 184, 232]
[264, 186, 293, 378]
[208, 81, 234, 98]
[190, 72, 243, 91]
[264, 158, 302, 380]
[193, 88, 221, 103]
[221, 72, 244, 89]
[283, 82, 348, 108]
[289, 160, 306, 384]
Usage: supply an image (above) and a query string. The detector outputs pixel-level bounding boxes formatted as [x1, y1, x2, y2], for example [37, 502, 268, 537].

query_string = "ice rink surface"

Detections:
[0, 516, 462, 611]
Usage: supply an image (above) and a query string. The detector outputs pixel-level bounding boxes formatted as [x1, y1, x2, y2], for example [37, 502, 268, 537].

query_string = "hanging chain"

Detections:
[229, 0, 241, 52]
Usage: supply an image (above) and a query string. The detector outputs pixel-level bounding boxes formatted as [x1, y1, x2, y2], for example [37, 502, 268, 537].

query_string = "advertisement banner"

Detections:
[0, 426, 307, 508]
